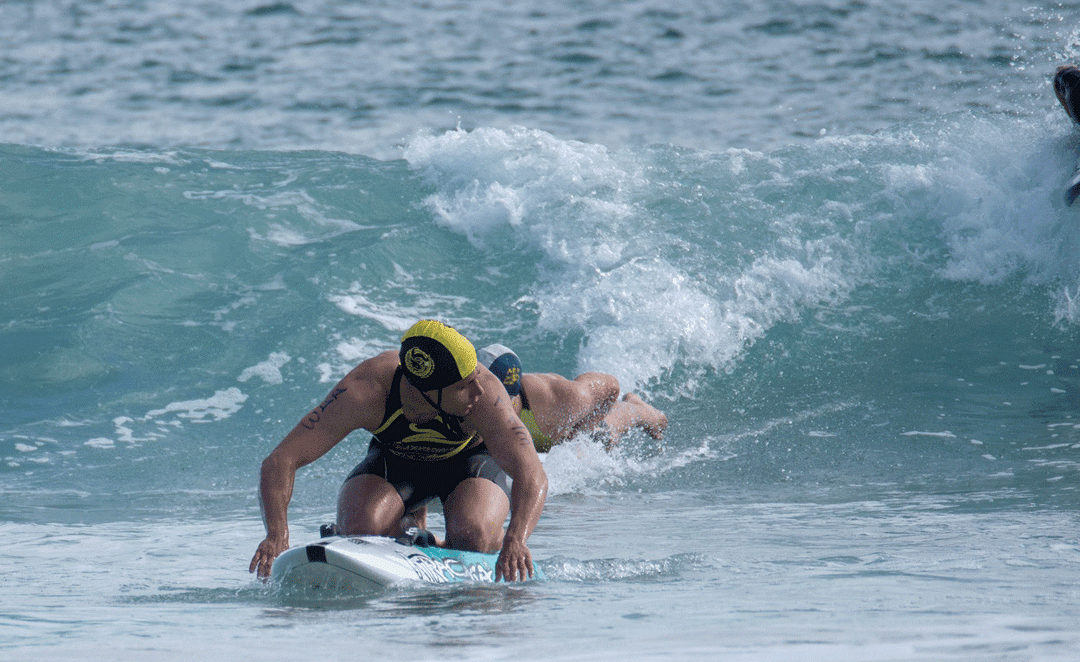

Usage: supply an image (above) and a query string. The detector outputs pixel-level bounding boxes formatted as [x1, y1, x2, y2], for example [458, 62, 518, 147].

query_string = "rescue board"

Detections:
[270, 534, 543, 592]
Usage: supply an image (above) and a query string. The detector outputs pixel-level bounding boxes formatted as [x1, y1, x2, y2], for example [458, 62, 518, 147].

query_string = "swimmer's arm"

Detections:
[250, 351, 394, 577]
[471, 372, 548, 580]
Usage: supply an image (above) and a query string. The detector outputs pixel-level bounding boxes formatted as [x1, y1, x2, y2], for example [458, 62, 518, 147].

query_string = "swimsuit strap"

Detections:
[380, 367, 405, 426]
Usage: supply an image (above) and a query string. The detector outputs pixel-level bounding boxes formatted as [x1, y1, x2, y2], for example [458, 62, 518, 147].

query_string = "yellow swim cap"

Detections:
[400, 320, 477, 392]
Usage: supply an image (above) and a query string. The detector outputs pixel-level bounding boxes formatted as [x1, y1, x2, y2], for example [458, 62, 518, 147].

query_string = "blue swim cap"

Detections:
[476, 344, 522, 397]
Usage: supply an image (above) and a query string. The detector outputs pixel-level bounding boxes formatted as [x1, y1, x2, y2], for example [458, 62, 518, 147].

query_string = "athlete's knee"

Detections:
[445, 518, 503, 553]
[336, 475, 405, 536]
[596, 373, 621, 406]
[443, 479, 508, 552]
[337, 508, 395, 536]
[577, 372, 620, 409]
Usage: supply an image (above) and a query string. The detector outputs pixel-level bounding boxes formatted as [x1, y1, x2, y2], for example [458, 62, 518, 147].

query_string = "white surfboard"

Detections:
[270, 535, 543, 592]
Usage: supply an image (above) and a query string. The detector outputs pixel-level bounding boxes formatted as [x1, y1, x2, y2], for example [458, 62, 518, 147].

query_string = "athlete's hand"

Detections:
[495, 536, 534, 582]
[249, 535, 289, 580]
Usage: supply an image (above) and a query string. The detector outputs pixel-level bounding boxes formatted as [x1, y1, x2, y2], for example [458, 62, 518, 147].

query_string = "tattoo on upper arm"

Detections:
[301, 387, 347, 430]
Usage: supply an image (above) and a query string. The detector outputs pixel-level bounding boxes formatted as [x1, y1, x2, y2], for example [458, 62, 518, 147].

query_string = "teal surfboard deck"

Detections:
[270, 535, 544, 593]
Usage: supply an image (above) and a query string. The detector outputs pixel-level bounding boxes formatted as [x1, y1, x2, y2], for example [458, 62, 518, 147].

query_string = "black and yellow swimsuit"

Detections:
[345, 367, 509, 512]
[371, 367, 475, 461]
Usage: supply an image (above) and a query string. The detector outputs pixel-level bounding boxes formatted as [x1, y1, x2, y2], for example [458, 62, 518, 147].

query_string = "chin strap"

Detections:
[417, 387, 445, 417]
[409, 380, 466, 437]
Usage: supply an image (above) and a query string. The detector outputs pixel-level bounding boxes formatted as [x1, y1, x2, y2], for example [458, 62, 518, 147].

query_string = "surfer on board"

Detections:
[475, 344, 668, 452]
[249, 320, 547, 582]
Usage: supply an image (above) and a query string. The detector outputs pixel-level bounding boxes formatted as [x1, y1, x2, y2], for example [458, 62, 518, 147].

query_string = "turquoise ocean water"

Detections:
[4, 1, 1080, 660]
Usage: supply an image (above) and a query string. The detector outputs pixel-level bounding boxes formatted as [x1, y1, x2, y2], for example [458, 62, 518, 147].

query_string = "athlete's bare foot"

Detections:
[601, 393, 668, 447]
[622, 393, 668, 439]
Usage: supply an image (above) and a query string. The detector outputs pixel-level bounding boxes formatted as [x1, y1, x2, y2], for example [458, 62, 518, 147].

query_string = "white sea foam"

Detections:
[405, 127, 862, 390]
[542, 433, 719, 497]
[237, 352, 291, 385]
[143, 388, 248, 423]
[406, 126, 642, 260]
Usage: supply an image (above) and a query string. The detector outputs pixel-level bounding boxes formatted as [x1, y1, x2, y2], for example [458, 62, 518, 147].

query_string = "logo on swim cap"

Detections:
[400, 320, 477, 392]
[403, 347, 435, 379]
[503, 366, 521, 390]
